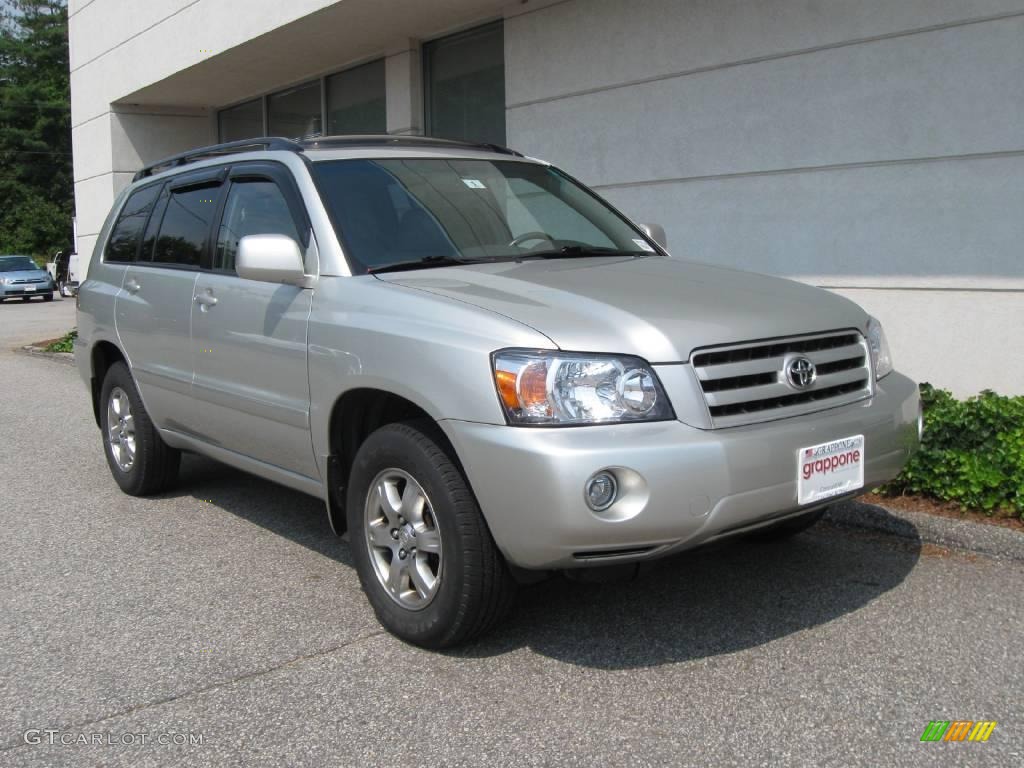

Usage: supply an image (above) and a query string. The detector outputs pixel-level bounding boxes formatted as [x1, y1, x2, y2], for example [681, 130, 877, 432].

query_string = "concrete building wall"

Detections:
[68, 0, 504, 270]
[68, 0, 1023, 396]
[506, 0, 1024, 395]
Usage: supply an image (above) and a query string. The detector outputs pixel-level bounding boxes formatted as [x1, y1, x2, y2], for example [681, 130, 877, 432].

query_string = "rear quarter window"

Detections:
[104, 184, 162, 263]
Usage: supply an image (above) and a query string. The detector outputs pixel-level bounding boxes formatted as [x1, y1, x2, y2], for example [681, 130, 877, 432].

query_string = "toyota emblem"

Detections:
[786, 356, 817, 390]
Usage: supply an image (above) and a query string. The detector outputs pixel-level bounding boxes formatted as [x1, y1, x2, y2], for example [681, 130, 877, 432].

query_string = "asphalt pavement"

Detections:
[0, 298, 1020, 767]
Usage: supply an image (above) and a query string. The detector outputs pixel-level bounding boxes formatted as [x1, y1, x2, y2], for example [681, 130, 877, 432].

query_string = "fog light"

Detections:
[585, 472, 618, 512]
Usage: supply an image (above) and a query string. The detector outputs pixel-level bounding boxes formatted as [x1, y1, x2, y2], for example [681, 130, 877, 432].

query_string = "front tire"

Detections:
[100, 361, 180, 496]
[43, 292, 53, 302]
[347, 421, 516, 648]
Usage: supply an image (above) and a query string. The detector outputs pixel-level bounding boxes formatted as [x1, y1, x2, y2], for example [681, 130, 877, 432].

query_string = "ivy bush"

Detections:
[880, 384, 1024, 517]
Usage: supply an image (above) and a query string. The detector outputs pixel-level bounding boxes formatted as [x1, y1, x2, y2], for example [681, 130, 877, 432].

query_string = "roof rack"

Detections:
[132, 134, 524, 182]
[300, 135, 525, 157]
[132, 138, 304, 181]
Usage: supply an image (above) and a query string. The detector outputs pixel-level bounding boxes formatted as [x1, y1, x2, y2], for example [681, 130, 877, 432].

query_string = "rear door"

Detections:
[190, 162, 318, 479]
[115, 168, 226, 434]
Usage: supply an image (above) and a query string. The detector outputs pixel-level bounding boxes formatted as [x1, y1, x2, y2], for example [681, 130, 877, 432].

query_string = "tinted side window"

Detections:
[216, 180, 300, 273]
[153, 184, 220, 268]
[105, 185, 161, 263]
[139, 186, 170, 263]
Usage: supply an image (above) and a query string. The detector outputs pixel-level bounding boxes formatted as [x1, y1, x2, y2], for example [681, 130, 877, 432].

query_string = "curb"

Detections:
[15, 345, 76, 367]
[826, 500, 1024, 563]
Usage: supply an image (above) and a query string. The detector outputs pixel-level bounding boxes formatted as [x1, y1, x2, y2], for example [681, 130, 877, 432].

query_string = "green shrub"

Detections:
[880, 384, 1024, 517]
[45, 328, 76, 354]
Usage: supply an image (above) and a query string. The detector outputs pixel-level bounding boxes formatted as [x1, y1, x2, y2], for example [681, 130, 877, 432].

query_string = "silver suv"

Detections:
[77, 136, 921, 647]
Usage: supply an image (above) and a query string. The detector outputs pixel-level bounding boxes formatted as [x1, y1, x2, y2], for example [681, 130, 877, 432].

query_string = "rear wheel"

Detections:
[347, 421, 516, 648]
[100, 361, 180, 495]
[749, 508, 826, 540]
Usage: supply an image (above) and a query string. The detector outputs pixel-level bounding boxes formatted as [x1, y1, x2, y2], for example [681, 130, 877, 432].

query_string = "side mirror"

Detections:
[638, 223, 668, 250]
[236, 234, 306, 285]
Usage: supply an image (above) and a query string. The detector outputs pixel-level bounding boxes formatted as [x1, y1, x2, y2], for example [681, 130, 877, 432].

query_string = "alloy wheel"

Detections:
[364, 469, 443, 610]
[106, 386, 136, 472]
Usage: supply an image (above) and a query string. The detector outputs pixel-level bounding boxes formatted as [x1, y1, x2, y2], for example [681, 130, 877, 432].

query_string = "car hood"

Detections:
[376, 256, 869, 362]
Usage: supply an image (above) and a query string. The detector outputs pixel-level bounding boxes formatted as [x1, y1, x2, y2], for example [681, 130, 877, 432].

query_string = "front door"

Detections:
[189, 163, 318, 479]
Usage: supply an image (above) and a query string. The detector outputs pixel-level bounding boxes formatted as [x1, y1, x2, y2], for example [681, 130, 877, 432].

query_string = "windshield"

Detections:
[312, 159, 658, 273]
[0, 257, 39, 272]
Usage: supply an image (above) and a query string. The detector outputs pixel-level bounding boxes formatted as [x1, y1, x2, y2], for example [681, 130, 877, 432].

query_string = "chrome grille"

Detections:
[692, 331, 873, 428]
[12, 278, 46, 284]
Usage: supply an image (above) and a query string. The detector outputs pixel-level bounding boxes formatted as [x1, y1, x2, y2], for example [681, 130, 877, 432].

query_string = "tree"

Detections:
[0, 0, 71, 258]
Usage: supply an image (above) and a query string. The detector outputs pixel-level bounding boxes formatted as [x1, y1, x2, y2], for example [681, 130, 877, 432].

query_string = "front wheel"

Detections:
[100, 361, 180, 495]
[347, 421, 516, 648]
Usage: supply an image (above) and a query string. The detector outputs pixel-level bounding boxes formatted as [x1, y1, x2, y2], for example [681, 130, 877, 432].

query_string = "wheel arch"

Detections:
[89, 340, 127, 427]
[324, 387, 464, 535]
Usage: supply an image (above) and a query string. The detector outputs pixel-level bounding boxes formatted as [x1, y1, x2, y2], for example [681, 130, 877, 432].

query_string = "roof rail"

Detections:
[300, 135, 525, 157]
[132, 137, 304, 182]
[131, 134, 526, 183]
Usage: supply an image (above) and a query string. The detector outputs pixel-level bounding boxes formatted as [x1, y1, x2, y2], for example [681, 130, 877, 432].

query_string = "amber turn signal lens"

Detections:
[495, 369, 519, 409]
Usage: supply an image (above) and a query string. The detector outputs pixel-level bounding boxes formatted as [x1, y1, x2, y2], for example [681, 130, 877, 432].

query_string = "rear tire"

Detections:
[347, 420, 516, 648]
[100, 361, 180, 496]
[749, 508, 826, 540]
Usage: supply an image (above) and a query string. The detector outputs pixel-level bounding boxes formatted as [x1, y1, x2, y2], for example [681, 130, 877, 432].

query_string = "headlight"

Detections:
[866, 316, 893, 380]
[492, 349, 674, 426]
[0, 278, 12, 286]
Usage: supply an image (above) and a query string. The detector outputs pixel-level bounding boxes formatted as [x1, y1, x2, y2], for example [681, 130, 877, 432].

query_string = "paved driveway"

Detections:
[0, 300, 1020, 766]
[0, 292, 76, 347]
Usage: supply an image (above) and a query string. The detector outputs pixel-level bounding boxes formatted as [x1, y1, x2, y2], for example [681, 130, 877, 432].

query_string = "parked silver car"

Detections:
[0, 255, 55, 302]
[76, 136, 921, 647]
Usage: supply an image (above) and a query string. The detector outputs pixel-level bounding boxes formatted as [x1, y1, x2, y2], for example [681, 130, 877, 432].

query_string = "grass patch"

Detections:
[45, 329, 77, 354]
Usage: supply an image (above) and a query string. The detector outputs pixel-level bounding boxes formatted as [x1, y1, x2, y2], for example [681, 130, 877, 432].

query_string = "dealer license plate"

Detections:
[797, 435, 865, 505]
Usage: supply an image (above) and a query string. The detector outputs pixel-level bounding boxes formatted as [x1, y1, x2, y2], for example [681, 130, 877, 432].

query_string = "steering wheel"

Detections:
[509, 231, 556, 249]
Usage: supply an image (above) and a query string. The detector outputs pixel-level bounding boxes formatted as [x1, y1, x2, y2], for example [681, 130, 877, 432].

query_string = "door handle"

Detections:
[194, 290, 218, 310]
[124, 278, 141, 294]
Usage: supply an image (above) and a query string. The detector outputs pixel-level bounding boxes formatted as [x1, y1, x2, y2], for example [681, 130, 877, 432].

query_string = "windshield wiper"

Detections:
[367, 255, 469, 275]
[519, 245, 650, 260]
[368, 246, 655, 274]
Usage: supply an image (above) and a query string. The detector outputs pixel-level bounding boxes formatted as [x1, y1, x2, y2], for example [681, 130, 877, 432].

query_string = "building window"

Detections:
[218, 99, 263, 143]
[424, 21, 506, 146]
[218, 59, 389, 142]
[268, 80, 323, 141]
[327, 59, 386, 135]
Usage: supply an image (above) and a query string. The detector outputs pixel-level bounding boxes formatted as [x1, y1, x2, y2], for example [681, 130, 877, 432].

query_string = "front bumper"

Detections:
[443, 371, 920, 570]
[0, 284, 52, 298]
